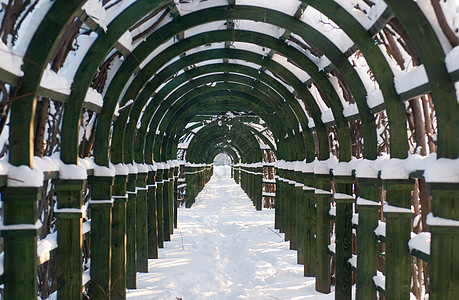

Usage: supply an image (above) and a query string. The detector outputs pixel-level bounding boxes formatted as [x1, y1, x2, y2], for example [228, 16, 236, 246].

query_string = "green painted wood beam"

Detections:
[301, 0, 409, 158]
[60, 0, 172, 164]
[384, 0, 459, 158]
[113, 29, 345, 162]
[132, 62, 308, 164]
[91, 5, 377, 167]
[154, 89, 292, 161]
[156, 94, 276, 162]
[9, 0, 85, 167]
[128, 73, 296, 164]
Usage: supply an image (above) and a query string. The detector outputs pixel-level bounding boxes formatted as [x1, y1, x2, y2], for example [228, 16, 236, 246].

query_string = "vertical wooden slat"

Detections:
[88, 176, 114, 299]
[384, 179, 414, 300]
[315, 174, 332, 294]
[147, 169, 158, 259]
[126, 173, 137, 289]
[355, 177, 381, 300]
[2, 187, 41, 300]
[334, 176, 355, 300]
[111, 175, 128, 300]
[136, 172, 149, 273]
[54, 180, 84, 300]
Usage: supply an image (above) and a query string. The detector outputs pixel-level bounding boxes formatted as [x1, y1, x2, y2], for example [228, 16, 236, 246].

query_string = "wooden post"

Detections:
[355, 177, 381, 300]
[274, 170, 281, 230]
[295, 176, 305, 264]
[173, 164, 179, 229]
[333, 176, 355, 300]
[185, 165, 195, 208]
[162, 166, 171, 242]
[428, 183, 459, 300]
[278, 169, 287, 234]
[147, 168, 158, 259]
[111, 173, 128, 300]
[126, 172, 137, 289]
[88, 176, 114, 299]
[155, 167, 164, 248]
[302, 172, 316, 277]
[235, 165, 240, 184]
[1, 186, 41, 300]
[283, 177, 291, 242]
[315, 173, 332, 294]
[256, 165, 263, 210]
[167, 167, 175, 236]
[54, 179, 85, 300]
[136, 171, 149, 273]
[384, 179, 414, 300]
[288, 176, 298, 250]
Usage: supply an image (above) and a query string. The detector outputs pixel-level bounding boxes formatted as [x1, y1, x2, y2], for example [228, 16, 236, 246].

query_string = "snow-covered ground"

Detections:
[127, 165, 335, 299]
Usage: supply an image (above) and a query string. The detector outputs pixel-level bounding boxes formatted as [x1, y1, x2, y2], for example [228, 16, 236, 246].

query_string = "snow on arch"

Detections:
[236, 0, 302, 17]
[333, 0, 388, 31]
[300, 5, 354, 53]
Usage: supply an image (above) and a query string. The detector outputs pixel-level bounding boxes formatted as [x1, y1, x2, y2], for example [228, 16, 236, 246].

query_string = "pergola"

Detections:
[0, 0, 458, 299]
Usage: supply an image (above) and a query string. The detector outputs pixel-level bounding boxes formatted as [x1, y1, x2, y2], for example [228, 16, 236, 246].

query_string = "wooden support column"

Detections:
[155, 166, 165, 248]
[88, 175, 114, 299]
[1, 186, 41, 300]
[295, 177, 305, 264]
[278, 169, 287, 234]
[126, 172, 137, 289]
[274, 170, 281, 230]
[283, 177, 291, 241]
[166, 166, 175, 236]
[235, 165, 240, 184]
[302, 171, 316, 277]
[288, 176, 298, 250]
[136, 170, 149, 273]
[355, 177, 381, 300]
[173, 164, 179, 229]
[185, 165, 195, 208]
[384, 179, 414, 300]
[333, 176, 355, 300]
[162, 166, 172, 242]
[315, 173, 332, 294]
[255, 165, 263, 211]
[111, 172, 128, 300]
[147, 168, 158, 259]
[54, 179, 85, 300]
[428, 183, 459, 299]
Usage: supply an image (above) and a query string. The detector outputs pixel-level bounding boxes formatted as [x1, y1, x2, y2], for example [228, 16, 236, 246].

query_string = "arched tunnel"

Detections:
[0, 0, 458, 299]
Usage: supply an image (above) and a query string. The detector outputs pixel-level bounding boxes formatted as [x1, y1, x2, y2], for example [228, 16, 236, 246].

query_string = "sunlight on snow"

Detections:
[127, 166, 335, 299]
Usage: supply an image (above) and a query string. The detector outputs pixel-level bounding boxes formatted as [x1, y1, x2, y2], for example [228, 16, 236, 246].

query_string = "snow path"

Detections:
[127, 166, 335, 299]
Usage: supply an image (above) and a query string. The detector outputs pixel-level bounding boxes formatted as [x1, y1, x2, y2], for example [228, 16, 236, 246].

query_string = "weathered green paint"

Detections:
[147, 170, 159, 259]
[428, 183, 459, 300]
[302, 173, 316, 277]
[162, 167, 171, 242]
[334, 176, 355, 300]
[111, 175, 128, 300]
[88, 176, 114, 299]
[54, 180, 85, 300]
[156, 169, 165, 248]
[126, 173, 137, 289]
[1, 187, 41, 300]
[314, 174, 332, 293]
[136, 172, 149, 273]
[355, 177, 381, 300]
[295, 173, 305, 265]
[384, 179, 413, 300]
